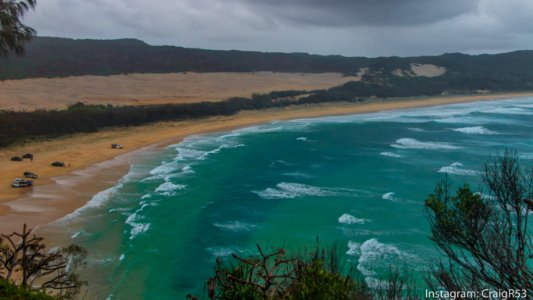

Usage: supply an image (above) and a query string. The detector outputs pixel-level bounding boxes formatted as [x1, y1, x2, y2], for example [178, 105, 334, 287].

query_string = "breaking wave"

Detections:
[452, 126, 497, 135]
[346, 239, 416, 287]
[207, 246, 252, 258]
[379, 152, 403, 158]
[214, 221, 258, 232]
[338, 213, 368, 224]
[391, 138, 460, 150]
[252, 182, 360, 200]
[381, 192, 399, 202]
[438, 162, 478, 176]
[155, 182, 187, 196]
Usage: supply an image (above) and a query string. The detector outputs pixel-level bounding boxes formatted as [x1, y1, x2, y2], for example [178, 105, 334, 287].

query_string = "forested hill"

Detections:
[1, 36, 533, 81]
[0, 37, 369, 79]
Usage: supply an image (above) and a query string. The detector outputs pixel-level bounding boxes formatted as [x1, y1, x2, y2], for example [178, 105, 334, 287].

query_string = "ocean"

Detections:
[44, 97, 533, 299]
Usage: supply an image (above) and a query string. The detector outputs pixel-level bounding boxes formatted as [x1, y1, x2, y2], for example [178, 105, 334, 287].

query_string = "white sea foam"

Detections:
[296, 136, 308, 141]
[391, 138, 460, 150]
[438, 162, 478, 176]
[181, 165, 194, 173]
[149, 163, 174, 176]
[124, 198, 156, 240]
[57, 181, 125, 222]
[173, 146, 208, 161]
[71, 231, 81, 239]
[407, 127, 425, 132]
[154, 182, 186, 196]
[514, 103, 533, 108]
[283, 172, 314, 178]
[252, 182, 355, 199]
[346, 238, 415, 279]
[125, 212, 151, 240]
[519, 153, 533, 160]
[452, 126, 498, 135]
[198, 144, 245, 160]
[108, 207, 131, 213]
[129, 223, 150, 240]
[207, 246, 251, 257]
[379, 152, 403, 158]
[381, 192, 399, 202]
[119, 254, 125, 261]
[207, 247, 234, 257]
[338, 214, 368, 224]
[214, 221, 258, 232]
[481, 107, 533, 115]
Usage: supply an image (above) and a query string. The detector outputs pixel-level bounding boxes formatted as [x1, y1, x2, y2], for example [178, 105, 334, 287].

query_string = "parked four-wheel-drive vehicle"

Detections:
[23, 171, 38, 179]
[10, 156, 22, 162]
[51, 161, 65, 167]
[22, 153, 34, 160]
[111, 144, 123, 149]
[11, 178, 33, 188]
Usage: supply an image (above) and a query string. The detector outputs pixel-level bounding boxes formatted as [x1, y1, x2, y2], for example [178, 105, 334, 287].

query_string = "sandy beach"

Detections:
[1, 91, 533, 234]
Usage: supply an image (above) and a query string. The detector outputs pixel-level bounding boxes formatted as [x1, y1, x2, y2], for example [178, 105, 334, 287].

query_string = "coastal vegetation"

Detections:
[0, 224, 86, 300]
[0, 0, 37, 56]
[1, 71, 533, 147]
[198, 152, 532, 299]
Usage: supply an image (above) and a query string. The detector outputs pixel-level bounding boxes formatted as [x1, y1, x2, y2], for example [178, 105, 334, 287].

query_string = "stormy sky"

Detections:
[26, 0, 533, 57]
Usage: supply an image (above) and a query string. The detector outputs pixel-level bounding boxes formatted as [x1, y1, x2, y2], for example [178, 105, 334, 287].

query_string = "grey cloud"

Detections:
[24, 0, 533, 57]
[234, 0, 480, 27]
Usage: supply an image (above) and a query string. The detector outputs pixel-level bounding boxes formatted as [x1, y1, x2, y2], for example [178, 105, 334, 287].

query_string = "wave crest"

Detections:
[253, 182, 360, 200]
[438, 162, 478, 176]
[381, 192, 399, 202]
[214, 221, 258, 232]
[346, 239, 416, 287]
[452, 126, 497, 135]
[391, 138, 460, 150]
[379, 152, 403, 158]
[155, 182, 187, 196]
[338, 214, 368, 224]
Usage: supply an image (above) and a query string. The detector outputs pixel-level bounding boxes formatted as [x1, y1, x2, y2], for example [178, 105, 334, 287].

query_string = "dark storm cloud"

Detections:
[236, 0, 480, 27]
[25, 0, 533, 56]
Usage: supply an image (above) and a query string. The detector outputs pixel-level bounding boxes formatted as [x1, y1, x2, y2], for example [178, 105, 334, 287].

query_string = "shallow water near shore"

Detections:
[42, 97, 533, 299]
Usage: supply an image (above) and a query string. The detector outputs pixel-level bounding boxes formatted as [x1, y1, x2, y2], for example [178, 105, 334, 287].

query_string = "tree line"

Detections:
[3, 70, 533, 148]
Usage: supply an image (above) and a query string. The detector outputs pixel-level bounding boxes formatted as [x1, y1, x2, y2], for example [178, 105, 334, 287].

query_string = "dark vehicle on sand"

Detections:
[23, 171, 38, 179]
[10, 156, 22, 162]
[51, 161, 65, 167]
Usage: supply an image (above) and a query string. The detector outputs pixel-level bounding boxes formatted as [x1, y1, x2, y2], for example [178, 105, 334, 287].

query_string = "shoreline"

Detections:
[1, 91, 533, 234]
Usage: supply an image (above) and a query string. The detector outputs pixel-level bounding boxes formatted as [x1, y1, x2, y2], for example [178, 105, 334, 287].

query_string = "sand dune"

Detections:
[0, 72, 356, 111]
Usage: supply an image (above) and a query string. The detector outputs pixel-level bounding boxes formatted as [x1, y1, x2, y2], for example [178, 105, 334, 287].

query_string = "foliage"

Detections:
[424, 151, 533, 295]
[0, 0, 36, 56]
[0, 278, 58, 300]
[285, 258, 370, 300]
[202, 243, 373, 300]
[0, 224, 87, 299]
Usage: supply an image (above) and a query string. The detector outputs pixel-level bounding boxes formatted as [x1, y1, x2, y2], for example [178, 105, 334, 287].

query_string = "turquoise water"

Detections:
[48, 97, 533, 299]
